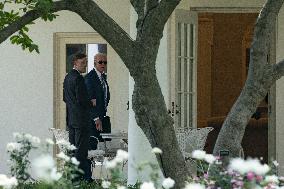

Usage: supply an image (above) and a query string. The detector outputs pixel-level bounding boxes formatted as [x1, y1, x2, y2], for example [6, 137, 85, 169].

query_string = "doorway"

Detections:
[197, 13, 269, 162]
[53, 32, 129, 135]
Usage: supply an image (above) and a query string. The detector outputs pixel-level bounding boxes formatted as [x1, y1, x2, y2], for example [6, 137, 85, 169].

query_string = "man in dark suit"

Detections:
[63, 53, 95, 181]
[85, 53, 110, 149]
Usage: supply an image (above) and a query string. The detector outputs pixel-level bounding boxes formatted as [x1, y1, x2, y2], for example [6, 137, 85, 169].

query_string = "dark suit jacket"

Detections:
[85, 69, 110, 120]
[63, 69, 91, 128]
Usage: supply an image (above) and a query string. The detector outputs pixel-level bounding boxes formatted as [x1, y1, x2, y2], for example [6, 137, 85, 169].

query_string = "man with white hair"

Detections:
[85, 53, 110, 149]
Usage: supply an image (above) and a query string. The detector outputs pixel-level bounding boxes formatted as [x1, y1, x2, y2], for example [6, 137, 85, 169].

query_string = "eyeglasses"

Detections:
[97, 61, 107, 65]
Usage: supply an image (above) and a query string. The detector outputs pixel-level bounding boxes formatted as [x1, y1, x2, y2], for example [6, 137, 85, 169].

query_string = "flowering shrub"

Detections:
[102, 146, 175, 189]
[0, 174, 18, 189]
[2, 133, 87, 189]
[7, 133, 40, 185]
[2, 133, 284, 189]
[187, 150, 284, 189]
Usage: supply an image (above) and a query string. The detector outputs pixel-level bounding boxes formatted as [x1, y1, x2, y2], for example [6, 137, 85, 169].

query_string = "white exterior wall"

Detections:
[0, 0, 130, 173]
[276, 6, 284, 176]
[182, 0, 265, 9]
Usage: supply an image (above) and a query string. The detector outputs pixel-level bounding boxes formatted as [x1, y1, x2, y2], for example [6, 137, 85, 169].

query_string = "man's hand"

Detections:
[91, 99, 96, 106]
[95, 119, 103, 131]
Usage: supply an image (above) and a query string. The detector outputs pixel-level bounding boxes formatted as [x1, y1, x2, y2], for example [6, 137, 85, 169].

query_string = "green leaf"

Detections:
[10, 35, 19, 44]
[22, 26, 29, 32]
[42, 16, 47, 21]
[47, 13, 54, 21]
[0, 3, 4, 10]
[28, 46, 33, 52]
[34, 46, 40, 53]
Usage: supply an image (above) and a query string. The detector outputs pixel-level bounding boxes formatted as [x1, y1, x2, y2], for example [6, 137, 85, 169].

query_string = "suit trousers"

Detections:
[68, 126, 92, 180]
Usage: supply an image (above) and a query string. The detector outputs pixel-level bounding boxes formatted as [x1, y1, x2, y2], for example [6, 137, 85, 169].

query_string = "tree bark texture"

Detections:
[131, 61, 189, 188]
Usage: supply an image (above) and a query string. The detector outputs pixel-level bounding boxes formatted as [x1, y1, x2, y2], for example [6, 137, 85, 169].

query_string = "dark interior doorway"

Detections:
[196, 13, 268, 162]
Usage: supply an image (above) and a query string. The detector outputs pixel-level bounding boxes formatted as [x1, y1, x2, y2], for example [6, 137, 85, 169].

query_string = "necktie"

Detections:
[101, 75, 107, 111]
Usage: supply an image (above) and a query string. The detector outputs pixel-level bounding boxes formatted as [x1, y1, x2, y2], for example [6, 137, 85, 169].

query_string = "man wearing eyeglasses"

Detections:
[85, 53, 110, 149]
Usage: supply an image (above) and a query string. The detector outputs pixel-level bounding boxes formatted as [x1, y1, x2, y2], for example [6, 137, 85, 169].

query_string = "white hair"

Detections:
[94, 53, 107, 62]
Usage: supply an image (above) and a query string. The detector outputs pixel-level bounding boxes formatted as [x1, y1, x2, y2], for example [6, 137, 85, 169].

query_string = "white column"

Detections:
[127, 77, 163, 184]
[276, 5, 284, 176]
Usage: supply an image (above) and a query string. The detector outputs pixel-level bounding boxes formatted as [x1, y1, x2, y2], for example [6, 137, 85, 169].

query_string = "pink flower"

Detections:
[246, 172, 255, 181]
[203, 173, 209, 179]
[236, 180, 244, 187]
[215, 156, 221, 160]
[256, 175, 263, 182]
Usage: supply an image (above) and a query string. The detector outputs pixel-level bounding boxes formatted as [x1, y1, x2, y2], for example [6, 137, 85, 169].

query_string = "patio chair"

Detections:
[175, 127, 214, 160]
[49, 128, 107, 179]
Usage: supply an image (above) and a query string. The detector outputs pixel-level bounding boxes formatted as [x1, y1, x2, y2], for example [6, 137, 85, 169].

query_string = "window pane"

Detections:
[178, 23, 181, 56]
[184, 93, 188, 127]
[178, 93, 181, 127]
[190, 24, 194, 57]
[184, 24, 188, 57]
[178, 58, 182, 91]
[189, 59, 193, 92]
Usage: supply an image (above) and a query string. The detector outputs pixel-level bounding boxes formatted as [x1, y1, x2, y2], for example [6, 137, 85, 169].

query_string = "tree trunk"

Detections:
[213, 81, 269, 158]
[131, 60, 189, 188]
[213, 0, 284, 158]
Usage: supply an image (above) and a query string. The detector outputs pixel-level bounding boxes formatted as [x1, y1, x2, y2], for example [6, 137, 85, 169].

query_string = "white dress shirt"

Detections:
[93, 67, 108, 122]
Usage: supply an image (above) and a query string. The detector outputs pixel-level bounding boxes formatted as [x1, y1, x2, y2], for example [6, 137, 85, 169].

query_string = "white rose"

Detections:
[71, 157, 80, 165]
[204, 154, 216, 164]
[31, 155, 61, 183]
[229, 158, 247, 174]
[6, 142, 21, 152]
[102, 180, 111, 188]
[184, 183, 205, 189]
[140, 182, 155, 189]
[273, 160, 279, 167]
[151, 147, 162, 154]
[13, 133, 23, 141]
[117, 185, 126, 189]
[105, 160, 117, 169]
[191, 150, 206, 160]
[24, 134, 33, 142]
[265, 175, 279, 184]
[246, 159, 270, 175]
[56, 152, 70, 161]
[68, 144, 77, 151]
[49, 168, 62, 181]
[162, 177, 175, 189]
[116, 149, 129, 161]
[31, 136, 41, 146]
[0, 174, 18, 189]
[45, 138, 54, 145]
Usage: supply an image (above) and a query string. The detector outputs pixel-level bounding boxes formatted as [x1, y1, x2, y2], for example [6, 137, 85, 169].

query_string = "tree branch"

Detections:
[130, 0, 145, 32]
[130, 0, 145, 15]
[0, 0, 68, 44]
[140, 0, 181, 44]
[272, 59, 284, 81]
[249, 0, 284, 78]
[67, 0, 135, 70]
[131, 0, 159, 40]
